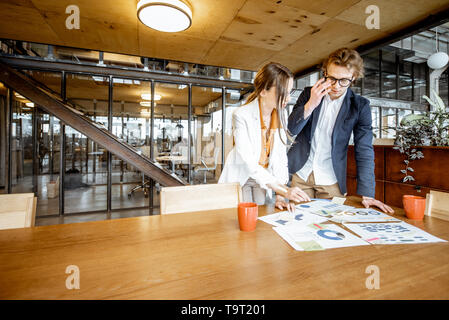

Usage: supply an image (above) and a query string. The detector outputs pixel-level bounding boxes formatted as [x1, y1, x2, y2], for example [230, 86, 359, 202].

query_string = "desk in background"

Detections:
[156, 155, 187, 172]
[0, 197, 448, 299]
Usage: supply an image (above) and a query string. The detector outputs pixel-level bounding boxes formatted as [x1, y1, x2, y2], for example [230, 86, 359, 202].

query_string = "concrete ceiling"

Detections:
[0, 0, 448, 73]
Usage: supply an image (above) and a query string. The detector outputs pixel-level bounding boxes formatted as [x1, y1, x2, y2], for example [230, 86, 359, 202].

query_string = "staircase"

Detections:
[0, 61, 186, 187]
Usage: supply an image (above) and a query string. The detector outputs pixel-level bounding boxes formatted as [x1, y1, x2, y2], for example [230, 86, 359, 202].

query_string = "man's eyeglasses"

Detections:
[324, 75, 353, 87]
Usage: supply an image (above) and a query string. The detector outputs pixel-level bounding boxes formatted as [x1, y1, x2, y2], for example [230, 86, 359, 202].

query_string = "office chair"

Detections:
[194, 147, 220, 184]
[128, 145, 158, 199]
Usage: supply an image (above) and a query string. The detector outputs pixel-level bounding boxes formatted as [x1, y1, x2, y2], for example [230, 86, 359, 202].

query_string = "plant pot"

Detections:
[402, 195, 426, 220]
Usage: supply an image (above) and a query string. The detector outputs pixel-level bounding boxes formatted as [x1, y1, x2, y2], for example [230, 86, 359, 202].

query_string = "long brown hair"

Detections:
[246, 62, 294, 144]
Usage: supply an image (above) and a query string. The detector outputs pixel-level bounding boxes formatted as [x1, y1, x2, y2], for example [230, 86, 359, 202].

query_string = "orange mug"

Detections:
[402, 195, 426, 220]
[238, 202, 258, 231]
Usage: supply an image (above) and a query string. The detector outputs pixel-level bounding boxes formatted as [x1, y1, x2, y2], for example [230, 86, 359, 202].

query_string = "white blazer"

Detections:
[218, 99, 289, 192]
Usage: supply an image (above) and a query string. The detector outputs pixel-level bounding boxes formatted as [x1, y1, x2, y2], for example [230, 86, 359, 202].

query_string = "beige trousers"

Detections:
[291, 172, 344, 199]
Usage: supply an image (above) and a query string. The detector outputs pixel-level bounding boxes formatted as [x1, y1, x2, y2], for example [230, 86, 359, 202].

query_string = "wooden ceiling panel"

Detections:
[27, 0, 140, 55]
[0, 1, 63, 44]
[138, 27, 215, 62]
[172, 0, 247, 40]
[260, 52, 322, 74]
[265, 0, 362, 18]
[335, 0, 449, 33]
[201, 40, 278, 71]
[220, 0, 328, 51]
[0, 0, 448, 74]
[277, 19, 389, 71]
[30, 0, 138, 24]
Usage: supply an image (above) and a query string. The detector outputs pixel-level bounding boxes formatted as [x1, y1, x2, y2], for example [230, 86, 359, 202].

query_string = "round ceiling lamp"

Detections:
[427, 26, 449, 70]
[427, 52, 449, 70]
[137, 0, 192, 32]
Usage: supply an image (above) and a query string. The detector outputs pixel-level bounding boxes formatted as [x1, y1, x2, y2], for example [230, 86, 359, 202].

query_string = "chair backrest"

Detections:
[0, 193, 37, 230]
[160, 182, 242, 214]
[425, 190, 449, 221]
[179, 146, 188, 164]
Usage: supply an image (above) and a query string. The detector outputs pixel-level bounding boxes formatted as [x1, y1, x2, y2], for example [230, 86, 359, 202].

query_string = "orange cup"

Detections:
[402, 195, 426, 220]
[238, 202, 258, 231]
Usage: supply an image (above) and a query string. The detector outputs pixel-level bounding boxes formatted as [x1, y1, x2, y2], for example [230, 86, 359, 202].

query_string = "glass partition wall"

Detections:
[0, 65, 249, 219]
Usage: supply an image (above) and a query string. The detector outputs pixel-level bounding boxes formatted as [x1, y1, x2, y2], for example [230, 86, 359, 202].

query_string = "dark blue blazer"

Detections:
[287, 87, 375, 198]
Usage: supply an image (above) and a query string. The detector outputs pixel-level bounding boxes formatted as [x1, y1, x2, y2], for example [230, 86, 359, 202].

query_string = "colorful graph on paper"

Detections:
[296, 201, 353, 217]
[329, 208, 400, 223]
[273, 223, 369, 251]
[343, 221, 447, 245]
[258, 209, 327, 227]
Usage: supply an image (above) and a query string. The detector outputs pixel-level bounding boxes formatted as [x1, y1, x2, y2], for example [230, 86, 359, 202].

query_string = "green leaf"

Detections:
[432, 89, 446, 111]
[423, 95, 437, 108]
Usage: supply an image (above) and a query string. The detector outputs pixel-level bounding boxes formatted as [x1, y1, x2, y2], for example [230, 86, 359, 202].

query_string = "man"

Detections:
[287, 48, 393, 213]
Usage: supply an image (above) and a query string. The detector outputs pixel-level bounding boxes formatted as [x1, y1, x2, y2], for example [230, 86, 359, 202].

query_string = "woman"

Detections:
[219, 62, 310, 212]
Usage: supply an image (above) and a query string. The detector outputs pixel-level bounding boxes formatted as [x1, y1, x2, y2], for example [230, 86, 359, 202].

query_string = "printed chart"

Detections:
[296, 201, 353, 217]
[344, 221, 447, 245]
[258, 209, 328, 227]
[329, 208, 400, 223]
[273, 223, 370, 251]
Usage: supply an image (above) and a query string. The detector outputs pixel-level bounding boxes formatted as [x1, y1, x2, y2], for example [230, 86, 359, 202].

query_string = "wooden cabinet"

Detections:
[346, 145, 449, 208]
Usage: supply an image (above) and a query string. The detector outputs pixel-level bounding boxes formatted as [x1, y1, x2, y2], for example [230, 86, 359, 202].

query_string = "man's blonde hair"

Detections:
[321, 48, 365, 79]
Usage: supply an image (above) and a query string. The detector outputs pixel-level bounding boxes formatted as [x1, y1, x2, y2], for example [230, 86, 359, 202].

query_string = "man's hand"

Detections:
[275, 195, 295, 213]
[286, 186, 311, 203]
[362, 196, 394, 214]
[304, 78, 331, 118]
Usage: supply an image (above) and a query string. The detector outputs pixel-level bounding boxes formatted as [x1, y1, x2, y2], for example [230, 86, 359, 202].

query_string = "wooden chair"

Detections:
[425, 190, 449, 222]
[0, 193, 37, 230]
[160, 182, 242, 215]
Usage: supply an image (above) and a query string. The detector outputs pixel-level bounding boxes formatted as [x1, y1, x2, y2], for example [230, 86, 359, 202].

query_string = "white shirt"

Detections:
[296, 91, 347, 185]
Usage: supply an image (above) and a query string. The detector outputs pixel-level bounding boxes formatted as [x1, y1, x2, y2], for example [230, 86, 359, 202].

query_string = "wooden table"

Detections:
[0, 197, 448, 299]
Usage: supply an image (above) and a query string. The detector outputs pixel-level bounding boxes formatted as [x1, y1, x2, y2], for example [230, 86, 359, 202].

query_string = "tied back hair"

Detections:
[245, 62, 294, 145]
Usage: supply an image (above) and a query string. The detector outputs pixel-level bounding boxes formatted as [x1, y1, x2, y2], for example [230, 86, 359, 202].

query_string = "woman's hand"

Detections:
[285, 186, 310, 203]
[275, 195, 295, 213]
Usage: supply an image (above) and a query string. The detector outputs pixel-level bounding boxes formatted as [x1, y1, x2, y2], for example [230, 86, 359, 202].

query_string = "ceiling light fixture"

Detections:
[427, 27, 449, 70]
[14, 92, 26, 99]
[141, 93, 161, 100]
[137, 0, 192, 32]
[140, 108, 152, 116]
[140, 101, 157, 107]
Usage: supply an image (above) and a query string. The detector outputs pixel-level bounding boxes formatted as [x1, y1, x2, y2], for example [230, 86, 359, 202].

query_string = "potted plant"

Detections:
[394, 90, 449, 181]
[393, 90, 449, 219]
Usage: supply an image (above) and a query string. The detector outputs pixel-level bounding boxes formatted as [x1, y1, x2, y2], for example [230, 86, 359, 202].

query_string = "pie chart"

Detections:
[317, 229, 346, 240]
